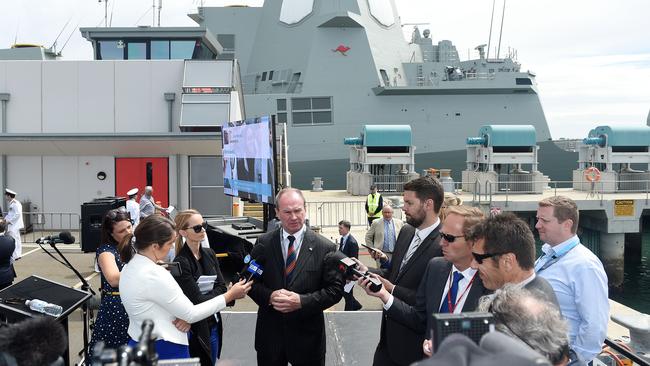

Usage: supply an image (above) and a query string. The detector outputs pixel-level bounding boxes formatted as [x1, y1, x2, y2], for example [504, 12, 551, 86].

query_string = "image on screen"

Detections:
[222, 116, 276, 204]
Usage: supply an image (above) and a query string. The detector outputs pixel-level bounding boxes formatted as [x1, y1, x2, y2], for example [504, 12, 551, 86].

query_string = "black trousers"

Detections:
[257, 352, 325, 366]
[343, 288, 362, 311]
[372, 343, 405, 366]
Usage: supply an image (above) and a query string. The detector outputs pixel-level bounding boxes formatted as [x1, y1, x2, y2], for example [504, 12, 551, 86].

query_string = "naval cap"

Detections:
[127, 188, 139, 196]
[4, 188, 16, 196]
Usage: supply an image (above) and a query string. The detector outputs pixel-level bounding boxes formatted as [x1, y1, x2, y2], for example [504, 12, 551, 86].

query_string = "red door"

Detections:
[115, 158, 169, 207]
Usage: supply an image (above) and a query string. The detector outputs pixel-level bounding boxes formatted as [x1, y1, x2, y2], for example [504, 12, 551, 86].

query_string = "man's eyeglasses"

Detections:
[472, 251, 506, 264]
[185, 221, 208, 233]
[440, 231, 464, 243]
[107, 207, 132, 224]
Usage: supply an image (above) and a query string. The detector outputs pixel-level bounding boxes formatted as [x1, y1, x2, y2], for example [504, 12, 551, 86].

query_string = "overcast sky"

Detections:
[1, 0, 649, 138]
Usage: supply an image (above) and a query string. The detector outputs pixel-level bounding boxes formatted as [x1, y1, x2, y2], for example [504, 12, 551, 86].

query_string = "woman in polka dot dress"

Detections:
[88, 207, 133, 357]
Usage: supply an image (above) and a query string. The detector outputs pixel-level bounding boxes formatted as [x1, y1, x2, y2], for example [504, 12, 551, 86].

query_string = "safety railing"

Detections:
[19, 212, 80, 244]
[371, 174, 412, 193]
[305, 201, 405, 228]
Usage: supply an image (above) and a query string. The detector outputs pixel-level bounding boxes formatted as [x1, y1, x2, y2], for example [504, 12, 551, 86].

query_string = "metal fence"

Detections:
[371, 174, 412, 193]
[19, 212, 80, 244]
[305, 201, 405, 228]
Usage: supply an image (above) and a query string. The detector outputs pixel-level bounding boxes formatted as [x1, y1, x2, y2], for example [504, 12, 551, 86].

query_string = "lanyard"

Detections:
[446, 271, 477, 314]
[535, 238, 579, 273]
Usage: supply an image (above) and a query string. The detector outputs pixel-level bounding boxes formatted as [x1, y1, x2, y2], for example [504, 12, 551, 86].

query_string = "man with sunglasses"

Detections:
[361, 205, 489, 360]
[357, 176, 445, 366]
[467, 212, 558, 306]
[534, 197, 608, 363]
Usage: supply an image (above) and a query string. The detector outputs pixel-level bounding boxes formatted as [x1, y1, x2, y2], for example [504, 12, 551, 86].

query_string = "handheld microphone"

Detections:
[239, 245, 266, 283]
[35, 231, 76, 244]
[327, 251, 382, 292]
[244, 259, 264, 282]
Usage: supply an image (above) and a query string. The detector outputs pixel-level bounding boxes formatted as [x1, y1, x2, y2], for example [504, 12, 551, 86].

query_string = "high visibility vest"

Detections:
[367, 193, 382, 218]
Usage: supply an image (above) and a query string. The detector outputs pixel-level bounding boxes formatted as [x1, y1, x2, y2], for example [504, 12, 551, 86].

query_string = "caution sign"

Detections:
[614, 200, 634, 217]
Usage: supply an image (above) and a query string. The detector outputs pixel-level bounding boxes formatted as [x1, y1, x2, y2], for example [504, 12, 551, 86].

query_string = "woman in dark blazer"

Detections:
[173, 209, 228, 366]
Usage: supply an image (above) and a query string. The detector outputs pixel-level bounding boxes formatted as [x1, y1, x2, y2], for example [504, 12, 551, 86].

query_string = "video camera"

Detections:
[338, 256, 383, 292]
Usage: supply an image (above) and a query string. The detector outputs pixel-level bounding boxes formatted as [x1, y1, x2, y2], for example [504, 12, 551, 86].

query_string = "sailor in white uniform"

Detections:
[125, 188, 140, 228]
[4, 189, 23, 262]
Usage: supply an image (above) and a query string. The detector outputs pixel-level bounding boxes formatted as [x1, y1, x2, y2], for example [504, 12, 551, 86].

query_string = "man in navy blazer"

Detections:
[357, 176, 446, 366]
[248, 188, 344, 366]
[338, 220, 362, 311]
[361, 205, 490, 359]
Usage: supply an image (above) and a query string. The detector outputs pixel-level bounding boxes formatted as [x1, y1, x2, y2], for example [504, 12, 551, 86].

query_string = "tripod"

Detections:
[39, 239, 95, 365]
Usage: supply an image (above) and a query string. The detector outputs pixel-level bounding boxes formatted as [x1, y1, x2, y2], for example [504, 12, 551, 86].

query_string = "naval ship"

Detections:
[191, 0, 575, 188]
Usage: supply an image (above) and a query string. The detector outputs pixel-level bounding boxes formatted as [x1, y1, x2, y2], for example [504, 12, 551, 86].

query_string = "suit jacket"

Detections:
[365, 218, 404, 251]
[524, 275, 559, 307]
[340, 234, 359, 259]
[0, 235, 15, 286]
[387, 257, 490, 337]
[173, 245, 228, 366]
[248, 227, 344, 363]
[373, 223, 443, 366]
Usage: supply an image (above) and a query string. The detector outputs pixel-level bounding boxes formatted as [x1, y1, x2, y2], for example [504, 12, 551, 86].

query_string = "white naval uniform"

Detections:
[5, 198, 23, 261]
[126, 198, 140, 228]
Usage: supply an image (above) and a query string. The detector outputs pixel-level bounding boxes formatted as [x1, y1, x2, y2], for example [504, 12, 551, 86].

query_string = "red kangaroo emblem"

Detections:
[332, 44, 351, 56]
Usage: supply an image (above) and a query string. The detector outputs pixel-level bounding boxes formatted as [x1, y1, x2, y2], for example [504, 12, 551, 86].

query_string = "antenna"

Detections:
[98, 0, 109, 27]
[59, 22, 80, 56]
[486, 0, 496, 60]
[152, 0, 156, 26]
[49, 18, 72, 52]
[158, 0, 162, 27]
[496, 0, 507, 59]
[109, 0, 117, 27]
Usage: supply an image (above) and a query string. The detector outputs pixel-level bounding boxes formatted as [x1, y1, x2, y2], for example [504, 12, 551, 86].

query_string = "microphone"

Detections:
[0, 316, 67, 366]
[240, 244, 266, 283]
[326, 251, 382, 292]
[35, 231, 76, 244]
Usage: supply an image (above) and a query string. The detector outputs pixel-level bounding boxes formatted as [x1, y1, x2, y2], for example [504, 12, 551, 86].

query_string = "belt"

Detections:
[103, 291, 120, 296]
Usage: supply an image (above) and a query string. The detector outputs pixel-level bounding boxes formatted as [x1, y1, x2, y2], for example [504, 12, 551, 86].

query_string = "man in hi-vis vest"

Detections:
[365, 185, 383, 226]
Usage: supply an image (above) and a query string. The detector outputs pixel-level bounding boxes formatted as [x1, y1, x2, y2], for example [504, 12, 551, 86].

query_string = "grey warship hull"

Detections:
[194, 1, 571, 188]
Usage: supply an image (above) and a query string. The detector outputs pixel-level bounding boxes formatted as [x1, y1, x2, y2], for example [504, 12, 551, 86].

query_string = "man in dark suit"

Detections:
[358, 176, 446, 366]
[467, 212, 559, 306]
[248, 188, 344, 366]
[338, 220, 362, 311]
[0, 219, 16, 289]
[361, 205, 490, 359]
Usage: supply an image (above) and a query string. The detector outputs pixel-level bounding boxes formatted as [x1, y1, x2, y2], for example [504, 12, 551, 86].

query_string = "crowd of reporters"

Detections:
[1, 174, 609, 366]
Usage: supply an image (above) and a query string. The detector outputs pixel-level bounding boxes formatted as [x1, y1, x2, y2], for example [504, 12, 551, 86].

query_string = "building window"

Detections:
[127, 42, 147, 59]
[277, 99, 287, 123]
[291, 97, 332, 126]
[98, 41, 124, 60]
[151, 40, 170, 59]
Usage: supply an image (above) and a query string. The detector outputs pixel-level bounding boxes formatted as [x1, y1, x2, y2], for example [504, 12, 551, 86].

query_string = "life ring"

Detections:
[585, 167, 601, 182]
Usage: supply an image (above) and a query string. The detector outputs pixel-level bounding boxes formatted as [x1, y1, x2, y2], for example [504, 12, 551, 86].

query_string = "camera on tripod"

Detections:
[338, 257, 383, 292]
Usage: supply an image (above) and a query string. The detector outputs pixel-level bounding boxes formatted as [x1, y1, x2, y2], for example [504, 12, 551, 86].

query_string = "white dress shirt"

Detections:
[436, 265, 478, 314]
[281, 225, 306, 262]
[120, 253, 226, 345]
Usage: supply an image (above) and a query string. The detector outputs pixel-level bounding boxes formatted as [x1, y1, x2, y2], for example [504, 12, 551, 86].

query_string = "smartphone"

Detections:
[360, 243, 380, 253]
[158, 262, 182, 277]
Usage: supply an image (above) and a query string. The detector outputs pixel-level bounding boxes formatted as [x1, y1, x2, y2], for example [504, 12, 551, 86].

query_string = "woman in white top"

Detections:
[119, 215, 251, 360]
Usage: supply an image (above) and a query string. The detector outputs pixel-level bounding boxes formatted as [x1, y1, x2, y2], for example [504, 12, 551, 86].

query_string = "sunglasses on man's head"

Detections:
[186, 221, 208, 233]
[471, 251, 506, 264]
[440, 231, 464, 243]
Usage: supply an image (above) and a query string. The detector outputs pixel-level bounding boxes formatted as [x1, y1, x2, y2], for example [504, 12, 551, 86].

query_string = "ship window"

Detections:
[262, 72, 267, 81]
[292, 112, 312, 125]
[278, 113, 287, 123]
[516, 78, 533, 85]
[127, 42, 146, 59]
[312, 97, 331, 109]
[98, 41, 124, 60]
[291, 97, 333, 126]
[151, 40, 170, 59]
[277, 99, 287, 111]
[269, 71, 274, 81]
[171, 40, 196, 59]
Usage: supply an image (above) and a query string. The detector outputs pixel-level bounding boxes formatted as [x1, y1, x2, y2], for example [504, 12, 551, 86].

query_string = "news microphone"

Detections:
[244, 259, 264, 282]
[326, 251, 382, 292]
[0, 316, 67, 366]
[239, 245, 266, 283]
[35, 231, 76, 244]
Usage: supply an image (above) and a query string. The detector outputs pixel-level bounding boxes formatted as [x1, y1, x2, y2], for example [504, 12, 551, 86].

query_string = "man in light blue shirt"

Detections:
[535, 196, 609, 362]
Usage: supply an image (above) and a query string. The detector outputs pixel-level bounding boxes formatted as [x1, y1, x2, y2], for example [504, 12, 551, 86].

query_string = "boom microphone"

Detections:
[0, 317, 67, 366]
[36, 231, 76, 244]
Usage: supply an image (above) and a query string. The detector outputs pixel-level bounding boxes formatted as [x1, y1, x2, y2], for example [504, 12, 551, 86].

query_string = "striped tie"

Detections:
[285, 235, 297, 283]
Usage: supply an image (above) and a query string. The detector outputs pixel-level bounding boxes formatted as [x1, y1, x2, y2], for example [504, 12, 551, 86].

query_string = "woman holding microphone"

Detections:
[119, 215, 251, 360]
